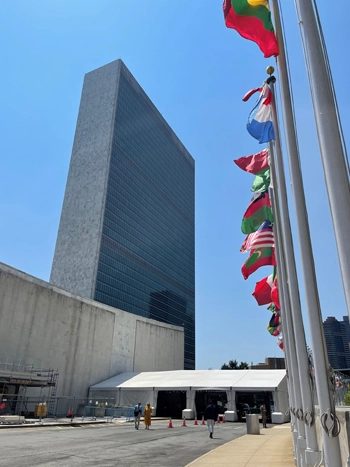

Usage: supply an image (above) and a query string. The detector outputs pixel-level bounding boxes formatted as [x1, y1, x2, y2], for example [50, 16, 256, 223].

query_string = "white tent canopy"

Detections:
[90, 369, 287, 392]
[89, 369, 289, 423]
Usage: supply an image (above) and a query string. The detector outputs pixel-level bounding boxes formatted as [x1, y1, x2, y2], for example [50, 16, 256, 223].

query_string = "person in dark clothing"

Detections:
[134, 402, 142, 430]
[205, 399, 218, 438]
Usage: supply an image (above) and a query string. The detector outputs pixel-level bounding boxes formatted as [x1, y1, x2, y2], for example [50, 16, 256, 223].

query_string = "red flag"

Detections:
[223, 0, 279, 59]
[234, 149, 269, 174]
[252, 274, 273, 305]
[271, 277, 280, 309]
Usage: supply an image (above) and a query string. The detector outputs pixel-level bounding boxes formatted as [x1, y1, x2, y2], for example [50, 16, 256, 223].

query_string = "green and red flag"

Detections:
[234, 148, 269, 174]
[241, 192, 273, 234]
[241, 247, 276, 280]
[251, 167, 270, 192]
[271, 268, 280, 309]
[267, 302, 279, 312]
[223, 0, 279, 58]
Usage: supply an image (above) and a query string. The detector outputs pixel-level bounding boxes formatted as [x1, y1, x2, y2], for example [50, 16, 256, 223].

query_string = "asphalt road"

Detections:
[1, 420, 248, 467]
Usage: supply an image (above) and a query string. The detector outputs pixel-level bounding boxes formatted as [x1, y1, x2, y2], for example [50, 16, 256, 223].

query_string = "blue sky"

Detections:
[1, 1, 349, 369]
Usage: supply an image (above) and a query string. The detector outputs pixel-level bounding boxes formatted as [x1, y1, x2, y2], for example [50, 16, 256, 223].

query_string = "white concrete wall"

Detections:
[0, 263, 184, 398]
[50, 60, 120, 298]
[315, 406, 350, 467]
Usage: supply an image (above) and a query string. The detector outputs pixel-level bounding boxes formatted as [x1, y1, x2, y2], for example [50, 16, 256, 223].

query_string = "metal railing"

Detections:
[0, 394, 119, 419]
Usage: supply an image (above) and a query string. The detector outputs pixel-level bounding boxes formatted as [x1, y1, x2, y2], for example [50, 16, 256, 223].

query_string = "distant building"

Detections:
[343, 316, 350, 349]
[323, 316, 350, 370]
[250, 357, 285, 370]
[50, 60, 195, 369]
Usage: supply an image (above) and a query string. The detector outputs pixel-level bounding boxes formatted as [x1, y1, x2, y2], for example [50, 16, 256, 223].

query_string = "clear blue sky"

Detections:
[1, 1, 349, 369]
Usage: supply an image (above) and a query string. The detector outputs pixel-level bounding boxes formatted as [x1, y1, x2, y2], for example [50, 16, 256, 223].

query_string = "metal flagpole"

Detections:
[269, 0, 322, 463]
[294, 0, 350, 316]
[269, 76, 341, 467]
[270, 173, 303, 467]
[268, 84, 321, 466]
[269, 1, 342, 465]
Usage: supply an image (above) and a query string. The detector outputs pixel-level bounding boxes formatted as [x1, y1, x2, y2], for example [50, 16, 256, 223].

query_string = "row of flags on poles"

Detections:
[222, 1, 284, 350]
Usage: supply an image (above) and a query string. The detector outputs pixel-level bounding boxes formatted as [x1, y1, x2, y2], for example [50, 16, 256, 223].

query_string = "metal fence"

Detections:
[82, 406, 134, 422]
[0, 394, 135, 420]
[334, 371, 350, 407]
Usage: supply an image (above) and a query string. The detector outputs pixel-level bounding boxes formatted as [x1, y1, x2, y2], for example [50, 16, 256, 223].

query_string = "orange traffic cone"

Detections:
[201, 416, 206, 425]
[217, 416, 220, 424]
[168, 418, 173, 428]
[181, 417, 187, 427]
[194, 416, 198, 425]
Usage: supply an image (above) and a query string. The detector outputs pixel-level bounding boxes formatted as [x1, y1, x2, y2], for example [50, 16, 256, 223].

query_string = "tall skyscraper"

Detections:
[50, 60, 195, 369]
[323, 316, 350, 370]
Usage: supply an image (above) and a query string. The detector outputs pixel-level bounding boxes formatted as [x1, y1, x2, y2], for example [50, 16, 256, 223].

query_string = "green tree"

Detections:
[344, 391, 350, 406]
[221, 359, 249, 370]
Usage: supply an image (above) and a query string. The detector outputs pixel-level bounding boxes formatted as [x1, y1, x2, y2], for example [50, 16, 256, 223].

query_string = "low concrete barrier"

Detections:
[0, 415, 25, 424]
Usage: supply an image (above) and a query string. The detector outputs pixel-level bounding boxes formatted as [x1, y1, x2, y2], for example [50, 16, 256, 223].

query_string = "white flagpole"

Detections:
[293, 0, 350, 317]
[269, 167, 304, 467]
[268, 81, 321, 466]
[270, 1, 342, 465]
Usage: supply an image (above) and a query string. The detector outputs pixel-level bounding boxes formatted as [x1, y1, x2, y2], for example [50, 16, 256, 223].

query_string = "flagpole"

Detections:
[270, 147, 308, 467]
[268, 82, 323, 466]
[293, 0, 350, 317]
[270, 1, 342, 465]
[269, 184, 303, 466]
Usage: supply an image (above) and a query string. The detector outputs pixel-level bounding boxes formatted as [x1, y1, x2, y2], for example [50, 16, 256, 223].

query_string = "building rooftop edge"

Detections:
[85, 58, 194, 167]
[0, 261, 184, 333]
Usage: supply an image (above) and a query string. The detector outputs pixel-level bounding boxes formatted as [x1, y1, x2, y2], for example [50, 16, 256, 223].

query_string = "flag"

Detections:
[245, 83, 275, 144]
[252, 273, 273, 305]
[267, 302, 279, 313]
[271, 274, 280, 309]
[269, 312, 281, 327]
[268, 324, 282, 337]
[241, 247, 276, 280]
[241, 192, 273, 234]
[234, 148, 269, 174]
[267, 313, 282, 336]
[240, 220, 274, 253]
[222, 0, 279, 58]
[277, 335, 284, 351]
[251, 167, 270, 192]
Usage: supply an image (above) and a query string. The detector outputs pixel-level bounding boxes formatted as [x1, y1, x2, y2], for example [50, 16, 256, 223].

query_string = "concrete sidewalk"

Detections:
[186, 425, 295, 467]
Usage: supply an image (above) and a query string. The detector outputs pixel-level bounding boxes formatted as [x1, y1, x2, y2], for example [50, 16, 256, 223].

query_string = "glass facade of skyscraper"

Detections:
[94, 66, 195, 369]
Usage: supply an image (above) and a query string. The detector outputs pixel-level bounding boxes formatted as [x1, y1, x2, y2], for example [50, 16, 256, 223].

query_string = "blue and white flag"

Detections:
[243, 83, 275, 144]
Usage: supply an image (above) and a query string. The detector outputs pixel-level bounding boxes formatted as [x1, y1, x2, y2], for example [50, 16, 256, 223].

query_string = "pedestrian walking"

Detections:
[205, 399, 218, 439]
[143, 402, 152, 430]
[260, 404, 268, 428]
[134, 401, 142, 430]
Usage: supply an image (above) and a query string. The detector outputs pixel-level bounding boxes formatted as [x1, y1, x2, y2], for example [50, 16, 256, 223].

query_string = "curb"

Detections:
[0, 420, 110, 429]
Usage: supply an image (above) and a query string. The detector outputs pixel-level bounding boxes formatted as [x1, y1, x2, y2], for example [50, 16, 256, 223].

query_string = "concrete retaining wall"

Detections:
[315, 406, 350, 466]
[0, 263, 184, 398]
